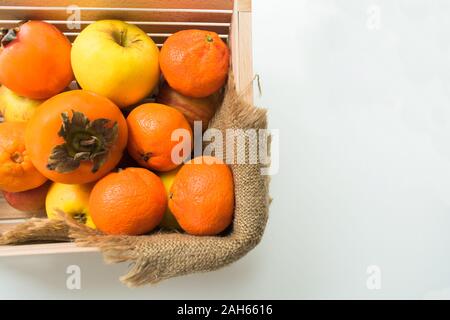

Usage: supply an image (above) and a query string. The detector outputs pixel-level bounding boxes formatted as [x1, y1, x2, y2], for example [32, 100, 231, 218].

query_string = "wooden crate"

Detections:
[0, 0, 253, 256]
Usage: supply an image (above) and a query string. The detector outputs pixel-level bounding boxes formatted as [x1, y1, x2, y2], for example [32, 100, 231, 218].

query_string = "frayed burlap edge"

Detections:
[0, 76, 271, 287]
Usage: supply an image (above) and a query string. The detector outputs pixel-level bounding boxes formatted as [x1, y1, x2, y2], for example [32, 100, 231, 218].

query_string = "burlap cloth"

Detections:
[0, 77, 270, 287]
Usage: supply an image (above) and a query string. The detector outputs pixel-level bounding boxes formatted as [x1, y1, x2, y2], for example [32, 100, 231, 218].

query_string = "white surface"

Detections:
[2, 0, 450, 299]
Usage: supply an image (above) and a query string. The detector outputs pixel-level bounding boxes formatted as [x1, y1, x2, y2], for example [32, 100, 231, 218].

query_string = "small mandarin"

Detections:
[0, 122, 47, 192]
[127, 103, 192, 172]
[89, 167, 167, 235]
[160, 29, 230, 98]
[169, 156, 234, 236]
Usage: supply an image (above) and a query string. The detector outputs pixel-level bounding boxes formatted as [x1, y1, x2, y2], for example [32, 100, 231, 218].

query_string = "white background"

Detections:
[2, 0, 450, 299]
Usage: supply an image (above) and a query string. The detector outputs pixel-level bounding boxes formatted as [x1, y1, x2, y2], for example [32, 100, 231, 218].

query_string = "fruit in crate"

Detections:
[127, 103, 192, 172]
[156, 82, 221, 132]
[71, 20, 160, 108]
[25, 90, 128, 184]
[0, 85, 44, 122]
[46, 182, 96, 229]
[169, 156, 234, 236]
[89, 167, 166, 235]
[160, 29, 230, 98]
[0, 21, 73, 99]
[0, 122, 47, 192]
[115, 150, 140, 169]
[158, 168, 181, 230]
[2, 181, 51, 213]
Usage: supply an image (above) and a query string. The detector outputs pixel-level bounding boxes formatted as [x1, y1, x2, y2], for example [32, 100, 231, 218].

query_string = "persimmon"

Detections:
[0, 122, 47, 192]
[0, 21, 73, 99]
[160, 29, 229, 98]
[25, 90, 128, 184]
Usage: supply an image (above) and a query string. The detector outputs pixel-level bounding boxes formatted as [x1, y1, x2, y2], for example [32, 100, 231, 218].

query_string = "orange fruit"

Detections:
[0, 122, 47, 192]
[89, 167, 166, 235]
[160, 29, 230, 98]
[127, 103, 192, 172]
[168, 156, 234, 236]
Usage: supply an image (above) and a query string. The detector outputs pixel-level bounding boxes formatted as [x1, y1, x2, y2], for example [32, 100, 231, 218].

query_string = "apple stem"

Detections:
[118, 29, 127, 47]
[73, 213, 87, 225]
[119, 30, 124, 46]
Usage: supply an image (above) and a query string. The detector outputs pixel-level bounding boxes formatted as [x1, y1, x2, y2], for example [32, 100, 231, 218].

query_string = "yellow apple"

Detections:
[71, 20, 160, 108]
[158, 168, 181, 230]
[0, 85, 44, 122]
[45, 182, 96, 229]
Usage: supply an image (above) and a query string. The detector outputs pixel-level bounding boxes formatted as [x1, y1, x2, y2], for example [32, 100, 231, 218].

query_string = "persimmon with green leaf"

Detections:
[25, 90, 128, 184]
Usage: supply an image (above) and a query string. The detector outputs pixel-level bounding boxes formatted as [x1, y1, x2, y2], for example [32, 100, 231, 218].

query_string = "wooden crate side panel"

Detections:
[237, 0, 252, 12]
[0, 0, 234, 10]
[237, 11, 253, 104]
[62, 32, 228, 45]
[230, 0, 253, 104]
[230, 5, 240, 89]
[0, 20, 230, 34]
[0, 4, 234, 45]
[0, 243, 98, 257]
[0, 7, 233, 23]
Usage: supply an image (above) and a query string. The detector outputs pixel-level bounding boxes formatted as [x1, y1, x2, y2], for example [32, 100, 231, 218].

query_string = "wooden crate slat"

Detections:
[62, 31, 228, 43]
[229, 1, 253, 103]
[230, 6, 239, 89]
[236, 11, 253, 104]
[237, 0, 251, 12]
[0, 20, 230, 34]
[0, 7, 233, 23]
[0, 0, 234, 10]
[0, 242, 98, 257]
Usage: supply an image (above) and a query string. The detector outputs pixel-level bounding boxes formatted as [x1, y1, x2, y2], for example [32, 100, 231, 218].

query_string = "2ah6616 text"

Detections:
[221, 304, 272, 316]
[177, 304, 273, 318]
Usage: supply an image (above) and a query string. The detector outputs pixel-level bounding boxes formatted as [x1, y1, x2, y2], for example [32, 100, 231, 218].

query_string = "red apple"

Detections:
[2, 181, 50, 213]
[156, 82, 221, 132]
